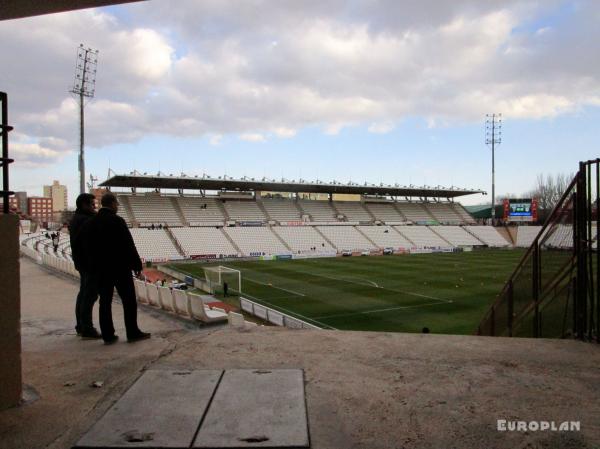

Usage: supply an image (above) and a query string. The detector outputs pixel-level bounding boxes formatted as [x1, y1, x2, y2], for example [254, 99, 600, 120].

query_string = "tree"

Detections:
[528, 172, 573, 213]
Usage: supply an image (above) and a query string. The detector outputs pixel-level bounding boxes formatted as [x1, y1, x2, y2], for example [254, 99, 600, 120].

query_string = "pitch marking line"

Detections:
[241, 292, 337, 330]
[244, 277, 306, 297]
[313, 300, 454, 320]
[289, 269, 453, 304]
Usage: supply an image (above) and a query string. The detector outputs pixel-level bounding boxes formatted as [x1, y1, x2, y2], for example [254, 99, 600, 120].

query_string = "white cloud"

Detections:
[2, 0, 600, 166]
[273, 127, 297, 138]
[368, 121, 395, 134]
[11, 142, 63, 167]
[239, 133, 266, 142]
[209, 134, 223, 145]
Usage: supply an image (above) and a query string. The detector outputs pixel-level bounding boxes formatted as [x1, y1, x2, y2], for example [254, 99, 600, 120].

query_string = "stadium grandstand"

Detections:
[18, 173, 549, 265]
[30, 172, 538, 263]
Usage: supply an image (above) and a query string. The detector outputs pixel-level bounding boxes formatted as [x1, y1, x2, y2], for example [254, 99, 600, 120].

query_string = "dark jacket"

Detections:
[69, 209, 95, 272]
[85, 207, 143, 274]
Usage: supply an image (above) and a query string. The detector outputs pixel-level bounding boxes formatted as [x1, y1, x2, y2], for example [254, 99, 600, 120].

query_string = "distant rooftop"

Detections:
[100, 172, 486, 199]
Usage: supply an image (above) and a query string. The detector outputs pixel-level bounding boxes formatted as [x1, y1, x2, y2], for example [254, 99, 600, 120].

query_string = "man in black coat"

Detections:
[69, 193, 101, 339]
[86, 192, 150, 344]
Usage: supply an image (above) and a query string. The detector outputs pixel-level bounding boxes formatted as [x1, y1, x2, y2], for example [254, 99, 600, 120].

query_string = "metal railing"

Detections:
[477, 159, 600, 341]
[1, 92, 15, 213]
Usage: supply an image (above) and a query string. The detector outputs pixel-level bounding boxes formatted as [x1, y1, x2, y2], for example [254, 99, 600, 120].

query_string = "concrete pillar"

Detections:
[0, 214, 22, 409]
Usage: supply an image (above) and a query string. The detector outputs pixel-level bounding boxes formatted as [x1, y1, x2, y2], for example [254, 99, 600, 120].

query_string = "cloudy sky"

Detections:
[1, 0, 599, 206]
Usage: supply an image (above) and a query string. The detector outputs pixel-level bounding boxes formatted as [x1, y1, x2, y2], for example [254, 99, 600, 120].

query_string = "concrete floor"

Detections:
[2, 257, 600, 449]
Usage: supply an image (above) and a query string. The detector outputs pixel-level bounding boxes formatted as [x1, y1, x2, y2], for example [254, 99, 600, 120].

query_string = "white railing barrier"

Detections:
[240, 296, 320, 330]
[23, 245, 79, 278]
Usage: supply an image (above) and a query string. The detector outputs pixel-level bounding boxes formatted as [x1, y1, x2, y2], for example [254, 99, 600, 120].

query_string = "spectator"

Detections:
[52, 232, 60, 253]
[69, 193, 101, 339]
[85, 192, 150, 344]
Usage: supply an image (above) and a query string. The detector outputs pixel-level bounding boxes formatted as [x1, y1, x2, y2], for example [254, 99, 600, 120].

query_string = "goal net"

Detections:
[203, 266, 241, 296]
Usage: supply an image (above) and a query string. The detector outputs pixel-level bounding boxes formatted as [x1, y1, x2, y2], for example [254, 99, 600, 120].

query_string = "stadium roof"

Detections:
[1, 1, 145, 21]
[100, 173, 485, 199]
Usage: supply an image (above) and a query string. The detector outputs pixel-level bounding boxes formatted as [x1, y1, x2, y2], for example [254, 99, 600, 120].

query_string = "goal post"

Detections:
[203, 265, 241, 296]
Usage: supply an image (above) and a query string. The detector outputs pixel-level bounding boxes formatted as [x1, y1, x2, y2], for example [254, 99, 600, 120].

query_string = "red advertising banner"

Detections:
[503, 198, 510, 221]
[531, 198, 538, 222]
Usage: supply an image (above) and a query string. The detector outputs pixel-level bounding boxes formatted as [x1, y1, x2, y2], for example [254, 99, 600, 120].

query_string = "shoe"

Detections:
[76, 327, 81, 337]
[81, 329, 102, 340]
[127, 332, 151, 343]
[104, 335, 119, 345]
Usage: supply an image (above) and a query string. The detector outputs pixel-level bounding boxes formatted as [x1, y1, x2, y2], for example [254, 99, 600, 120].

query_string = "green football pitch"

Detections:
[169, 249, 525, 334]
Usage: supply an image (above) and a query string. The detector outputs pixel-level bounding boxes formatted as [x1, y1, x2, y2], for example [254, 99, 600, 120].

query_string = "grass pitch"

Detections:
[170, 249, 525, 334]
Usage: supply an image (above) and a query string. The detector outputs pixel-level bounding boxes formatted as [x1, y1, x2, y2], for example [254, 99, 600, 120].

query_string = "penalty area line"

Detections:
[244, 277, 306, 297]
[287, 268, 452, 303]
[313, 299, 454, 320]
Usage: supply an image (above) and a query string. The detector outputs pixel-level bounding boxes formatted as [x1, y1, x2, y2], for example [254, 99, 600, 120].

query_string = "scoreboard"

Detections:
[503, 198, 538, 222]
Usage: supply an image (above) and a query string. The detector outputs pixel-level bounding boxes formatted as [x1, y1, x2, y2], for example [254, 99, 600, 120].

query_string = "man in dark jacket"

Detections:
[69, 193, 101, 339]
[85, 192, 150, 344]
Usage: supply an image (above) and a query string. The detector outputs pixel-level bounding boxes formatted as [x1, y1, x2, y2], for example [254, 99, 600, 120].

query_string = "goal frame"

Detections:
[203, 265, 242, 295]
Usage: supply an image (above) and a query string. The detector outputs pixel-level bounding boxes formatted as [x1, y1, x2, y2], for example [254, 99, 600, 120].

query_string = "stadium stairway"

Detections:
[427, 226, 454, 246]
[495, 226, 514, 246]
[505, 226, 518, 245]
[363, 203, 377, 222]
[292, 198, 305, 218]
[391, 202, 408, 221]
[255, 198, 271, 222]
[355, 226, 380, 248]
[392, 226, 415, 245]
[329, 200, 343, 221]
[452, 202, 476, 224]
[422, 203, 439, 222]
[170, 196, 189, 226]
[165, 227, 187, 257]
[314, 226, 338, 250]
[220, 227, 243, 254]
[270, 225, 293, 251]
[119, 195, 137, 227]
[215, 199, 230, 221]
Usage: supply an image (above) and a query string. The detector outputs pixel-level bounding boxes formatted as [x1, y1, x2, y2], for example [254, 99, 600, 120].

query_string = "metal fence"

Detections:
[477, 159, 600, 341]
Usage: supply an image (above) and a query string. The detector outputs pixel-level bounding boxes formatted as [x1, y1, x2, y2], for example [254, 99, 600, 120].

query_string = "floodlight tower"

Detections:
[70, 44, 99, 194]
[485, 113, 502, 221]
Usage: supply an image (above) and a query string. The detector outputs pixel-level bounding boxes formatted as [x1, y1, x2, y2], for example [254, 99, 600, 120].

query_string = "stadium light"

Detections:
[486, 113, 502, 221]
[70, 44, 99, 195]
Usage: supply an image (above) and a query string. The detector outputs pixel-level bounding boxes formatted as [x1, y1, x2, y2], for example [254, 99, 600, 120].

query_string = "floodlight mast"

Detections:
[485, 113, 502, 221]
[70, 44, 99, 194]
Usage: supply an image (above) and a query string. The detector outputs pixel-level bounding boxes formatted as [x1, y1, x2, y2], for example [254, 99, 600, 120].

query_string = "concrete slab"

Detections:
[194, 369, 309, 449]
[74, 369, 222, 449]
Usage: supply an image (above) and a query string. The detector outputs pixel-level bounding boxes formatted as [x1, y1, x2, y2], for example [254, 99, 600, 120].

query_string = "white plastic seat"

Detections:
[228, 311, 246, 327]
[134, 279, 148, 303]
[172, 289, 191, 317]
[211, 306, 227, 314]
[158, 286, 176, 312]
[188, 293, 228, 323]
[146, 284, 161, 307]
